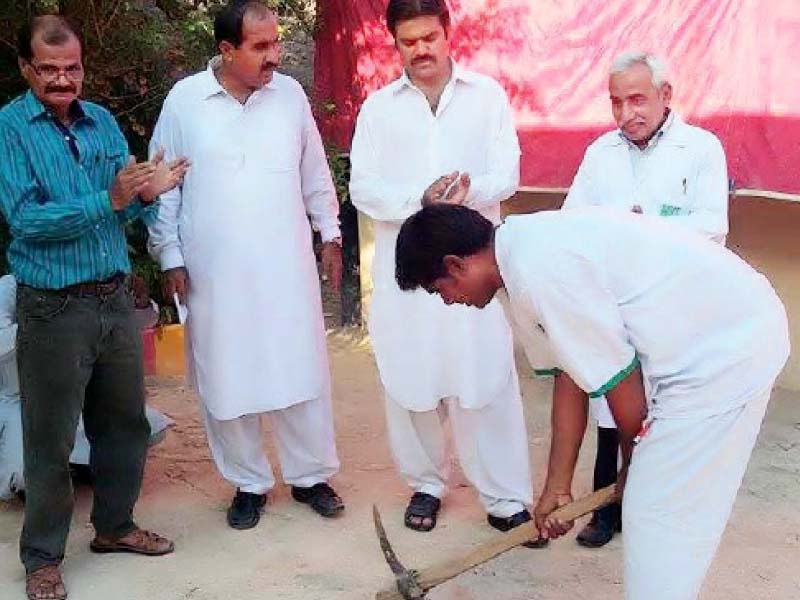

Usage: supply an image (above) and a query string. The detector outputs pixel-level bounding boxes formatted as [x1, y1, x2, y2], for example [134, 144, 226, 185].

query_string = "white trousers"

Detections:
[202, 391, 340, 495]
[623, 386, 773, 600]
[384, 372, 533, 518]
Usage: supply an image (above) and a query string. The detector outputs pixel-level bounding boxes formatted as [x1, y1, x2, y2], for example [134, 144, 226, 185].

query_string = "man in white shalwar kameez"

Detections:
[350, 0, 534, 536]
[147, 1, 344, 529]
[561, 51, 730, 547]
[394, 204, 789, 600]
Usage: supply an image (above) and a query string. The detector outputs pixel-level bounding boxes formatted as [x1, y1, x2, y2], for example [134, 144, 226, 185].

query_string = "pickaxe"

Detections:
[373, 484, 618, 600]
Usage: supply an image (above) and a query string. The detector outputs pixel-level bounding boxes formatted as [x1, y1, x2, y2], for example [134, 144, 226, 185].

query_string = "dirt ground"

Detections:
[1, 329, 799, 600]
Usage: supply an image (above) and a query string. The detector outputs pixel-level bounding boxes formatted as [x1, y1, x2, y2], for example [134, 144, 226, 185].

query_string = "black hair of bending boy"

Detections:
[395, 204, 494, 291]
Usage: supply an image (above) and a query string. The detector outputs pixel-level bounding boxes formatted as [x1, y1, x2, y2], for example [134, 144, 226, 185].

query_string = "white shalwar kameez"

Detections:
[148, 62, 340, 493]
[562, 110, 729, 428]
[350, 63, 532, 516]
[494, 208, 789, 600]
[0, 275, 22, 497]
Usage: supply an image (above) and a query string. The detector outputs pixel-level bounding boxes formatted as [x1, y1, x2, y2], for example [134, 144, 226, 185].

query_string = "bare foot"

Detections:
[407, 515, 435, 530]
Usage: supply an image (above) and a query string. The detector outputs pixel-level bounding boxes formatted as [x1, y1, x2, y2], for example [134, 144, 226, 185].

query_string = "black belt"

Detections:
[62, 273, 127, 297]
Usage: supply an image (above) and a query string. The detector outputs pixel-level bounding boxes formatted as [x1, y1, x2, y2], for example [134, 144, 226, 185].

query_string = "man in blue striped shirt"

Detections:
[0, 15, 188, 600]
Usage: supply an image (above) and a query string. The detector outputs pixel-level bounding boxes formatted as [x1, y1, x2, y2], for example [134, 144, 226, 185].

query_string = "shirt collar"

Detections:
[611, 109, 687, 151]
[659, 111, 690, 145]
[21, 90, 92, 124]
[393, 59, 476, 94]
[202, 56, 278, 100]
[617, 108, 671, 149]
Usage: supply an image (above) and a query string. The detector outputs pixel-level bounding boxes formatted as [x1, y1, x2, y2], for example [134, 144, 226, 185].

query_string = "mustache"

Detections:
[45, 85, 77, 94]
[622, 119, 645, 129]
[412, 55, 435, 65]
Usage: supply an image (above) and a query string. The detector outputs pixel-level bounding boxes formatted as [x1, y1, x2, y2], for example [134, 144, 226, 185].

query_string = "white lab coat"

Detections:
[350, 64, 519, 411]
[565, 111, 728, 242]
[563, 111, 729, 426]
[148, 63, 340, 420]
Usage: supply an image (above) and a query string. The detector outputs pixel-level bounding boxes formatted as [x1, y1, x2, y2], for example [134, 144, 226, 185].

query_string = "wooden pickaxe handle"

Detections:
[376, 485, 618, 600]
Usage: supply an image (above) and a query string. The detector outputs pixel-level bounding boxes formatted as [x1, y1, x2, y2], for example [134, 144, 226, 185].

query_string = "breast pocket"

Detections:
[89, 148, 125, 185]
[652, 157, 692, 217]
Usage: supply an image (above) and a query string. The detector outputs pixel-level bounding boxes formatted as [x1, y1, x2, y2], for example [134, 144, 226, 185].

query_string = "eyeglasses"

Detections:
[28, 61, 84, 82]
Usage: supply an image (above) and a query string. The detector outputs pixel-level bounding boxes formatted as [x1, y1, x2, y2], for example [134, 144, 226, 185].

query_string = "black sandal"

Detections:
[404, 492, 441, 532]
[291, 483, 345, 518]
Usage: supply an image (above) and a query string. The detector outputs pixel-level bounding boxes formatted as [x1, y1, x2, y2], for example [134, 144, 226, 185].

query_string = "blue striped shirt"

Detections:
[0, 90, 154, 289]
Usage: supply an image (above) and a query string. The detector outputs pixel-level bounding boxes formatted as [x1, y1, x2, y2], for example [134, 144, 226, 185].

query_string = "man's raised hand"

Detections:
[422, 172, 459, 207]
[442, 172, 471, 205]
[141, 147, 191, 203]
[110, 156, 156, 210]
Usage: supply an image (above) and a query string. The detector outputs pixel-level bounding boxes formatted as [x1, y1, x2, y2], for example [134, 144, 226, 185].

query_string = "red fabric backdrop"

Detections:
[314, 0, 800, 194]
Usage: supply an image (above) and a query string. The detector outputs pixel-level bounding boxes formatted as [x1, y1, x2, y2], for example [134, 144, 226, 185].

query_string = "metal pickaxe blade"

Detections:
[373, 485, 618, 600]
[373, 504, 427, 600]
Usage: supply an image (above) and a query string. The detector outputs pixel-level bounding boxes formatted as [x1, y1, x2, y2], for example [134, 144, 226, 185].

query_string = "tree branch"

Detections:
[101, 0, 125, 39]
[89, 0, 104, 47]
[0, 36, 16, 52]
[112, 83, 173, 118]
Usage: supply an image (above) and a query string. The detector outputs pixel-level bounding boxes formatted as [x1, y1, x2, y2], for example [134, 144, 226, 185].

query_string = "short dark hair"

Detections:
[17, 15, 81, 62]
[214, 0, 272, 48]
[386, 0, 451, 36]
[395, 204, 494, 291]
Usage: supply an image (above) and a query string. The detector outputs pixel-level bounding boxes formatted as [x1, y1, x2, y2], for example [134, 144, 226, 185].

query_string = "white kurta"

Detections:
[563, 111, 729, 426]
[496, 209, 788, 420]
[148, 63, 340, 420]
[350, 64, 520, 411]
[495, 209, 789, 599]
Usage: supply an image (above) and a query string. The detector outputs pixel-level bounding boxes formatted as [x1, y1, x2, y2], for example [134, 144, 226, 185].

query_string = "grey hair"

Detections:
[610, 51, 670, 87]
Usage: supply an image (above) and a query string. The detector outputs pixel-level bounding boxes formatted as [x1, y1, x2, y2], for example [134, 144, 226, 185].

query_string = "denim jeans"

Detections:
[16, 283, 149, 573]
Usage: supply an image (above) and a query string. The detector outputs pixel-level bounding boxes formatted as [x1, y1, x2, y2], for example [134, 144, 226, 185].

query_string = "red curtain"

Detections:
[314, 0, 800, 194]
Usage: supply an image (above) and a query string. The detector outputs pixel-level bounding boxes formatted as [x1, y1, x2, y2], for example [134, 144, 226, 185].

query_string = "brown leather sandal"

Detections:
[26, 565, 67, 600]
[90, 528, 174, 556]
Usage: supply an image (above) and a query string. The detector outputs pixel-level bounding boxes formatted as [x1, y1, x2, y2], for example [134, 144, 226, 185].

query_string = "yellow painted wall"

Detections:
[358, 192, 800, 390]
[727, 197, 800, 390]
